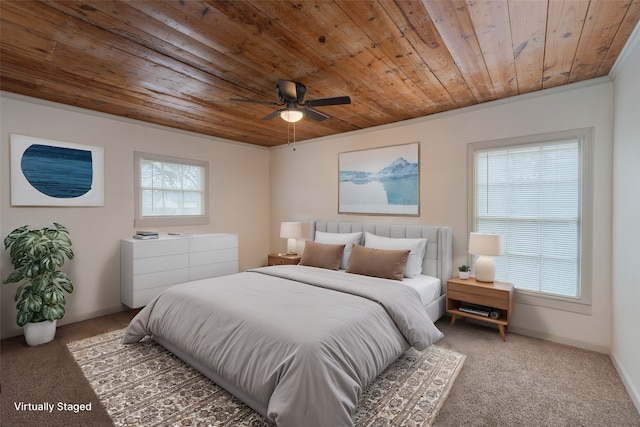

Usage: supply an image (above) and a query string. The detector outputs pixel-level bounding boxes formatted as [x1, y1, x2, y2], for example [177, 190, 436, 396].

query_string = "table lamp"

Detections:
[280, 222, 302, 254]
[468, 232, 504, 282]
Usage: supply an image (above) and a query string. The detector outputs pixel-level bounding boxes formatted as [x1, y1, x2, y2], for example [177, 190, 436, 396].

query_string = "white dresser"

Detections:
[121, 233, 238, 308]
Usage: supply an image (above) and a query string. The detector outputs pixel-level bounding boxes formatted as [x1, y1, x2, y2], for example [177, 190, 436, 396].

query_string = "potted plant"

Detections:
[458, 264, 471, 279]
[2, 223, 74, 346]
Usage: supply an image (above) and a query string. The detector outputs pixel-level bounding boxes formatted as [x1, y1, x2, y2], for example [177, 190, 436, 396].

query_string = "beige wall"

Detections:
[612, 25, 640, 411]
[0, 93, 271, 339]
[270, 79, 614, 352]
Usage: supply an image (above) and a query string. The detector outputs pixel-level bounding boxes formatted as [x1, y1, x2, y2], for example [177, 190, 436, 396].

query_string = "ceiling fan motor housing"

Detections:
[276, 80, 306, 104]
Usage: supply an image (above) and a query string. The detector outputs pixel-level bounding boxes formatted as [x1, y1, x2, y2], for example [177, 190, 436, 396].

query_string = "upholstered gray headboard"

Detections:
[311, 221, 453, 286]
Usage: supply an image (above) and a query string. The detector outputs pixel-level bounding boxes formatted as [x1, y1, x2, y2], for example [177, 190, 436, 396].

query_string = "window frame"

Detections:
[134, 151, 209, 228]
[467, 128, 594, 314]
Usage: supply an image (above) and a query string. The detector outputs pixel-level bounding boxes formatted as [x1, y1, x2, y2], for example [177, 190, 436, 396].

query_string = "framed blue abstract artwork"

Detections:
[339, 142, 419, 215]
[10, 134, 104, 206]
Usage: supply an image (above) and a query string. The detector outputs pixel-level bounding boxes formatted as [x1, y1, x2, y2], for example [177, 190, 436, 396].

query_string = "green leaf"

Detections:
[14, 283, 25, 301]
[17, 310, 33, 327]
[43, 285, 65, 305]
[30, 275, 48, 294]
[17, 292, 42, 314]
[41, 255, 55, 272]
[51, 271, 73, 294]
[42, 304, 64, 321]
[53, 252, 65, 268]
[3, 225, 29, 250]
[15, 284, 31, 303]
[3, 267, 27, 284]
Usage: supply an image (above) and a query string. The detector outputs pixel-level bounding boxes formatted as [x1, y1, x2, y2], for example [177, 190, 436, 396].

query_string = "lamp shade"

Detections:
[280, 222, 302, 238]
[468, 233, 504, 256]
[280, 110, 304, 123]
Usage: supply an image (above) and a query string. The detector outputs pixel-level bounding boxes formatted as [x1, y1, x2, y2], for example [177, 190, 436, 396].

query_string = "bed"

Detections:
[311, 221, 452, 322]
[123, 221, 453, 427]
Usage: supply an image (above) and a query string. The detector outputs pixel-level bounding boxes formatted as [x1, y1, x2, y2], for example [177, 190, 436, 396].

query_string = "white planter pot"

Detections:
[23, 320, 57, 346]
[458, 271, 471, 279]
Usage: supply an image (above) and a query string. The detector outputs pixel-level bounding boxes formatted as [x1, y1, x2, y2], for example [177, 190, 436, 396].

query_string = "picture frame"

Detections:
[10, 134, 105, 206]
[339, 142, 419, 215]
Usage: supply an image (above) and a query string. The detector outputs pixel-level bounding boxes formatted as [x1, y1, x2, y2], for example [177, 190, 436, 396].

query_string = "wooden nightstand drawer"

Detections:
[448, 286, 510, 310]
[267, 254, 301, 266]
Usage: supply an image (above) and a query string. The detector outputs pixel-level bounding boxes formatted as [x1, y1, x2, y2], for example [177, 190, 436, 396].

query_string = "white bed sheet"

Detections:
[399, 274, 441, 307]
[337, 270, 441, 307]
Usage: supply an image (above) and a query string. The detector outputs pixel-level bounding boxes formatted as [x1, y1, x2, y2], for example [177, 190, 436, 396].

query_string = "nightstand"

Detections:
[267, 253, 301, 266]
[446, 277, 514, 341]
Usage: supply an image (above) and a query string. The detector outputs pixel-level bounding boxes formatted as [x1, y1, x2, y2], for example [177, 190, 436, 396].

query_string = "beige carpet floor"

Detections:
[2, 310, 639, 426]
[434, 319, 640, 426]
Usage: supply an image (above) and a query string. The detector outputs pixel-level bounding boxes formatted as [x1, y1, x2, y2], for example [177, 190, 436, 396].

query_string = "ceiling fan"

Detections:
[229, 80, 351, 123]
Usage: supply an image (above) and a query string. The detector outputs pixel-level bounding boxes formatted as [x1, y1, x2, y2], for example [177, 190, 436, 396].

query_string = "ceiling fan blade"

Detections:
[229, 98, 279, 106]
[303, 108, 329, 122]
[277, 80, 298, 100]
[305, 96, 351, 107]
[262, 110, 282, 121]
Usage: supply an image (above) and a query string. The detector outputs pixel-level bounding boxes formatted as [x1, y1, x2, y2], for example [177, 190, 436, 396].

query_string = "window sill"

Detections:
[134, 216, 209, 228]
[515, 290, 592, 315]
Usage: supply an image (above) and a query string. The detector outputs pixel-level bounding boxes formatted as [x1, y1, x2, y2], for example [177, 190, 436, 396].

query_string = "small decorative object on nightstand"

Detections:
[446, 276, 514, 341]
[267, 253, 301, 266]
[457, 265, 471, 279]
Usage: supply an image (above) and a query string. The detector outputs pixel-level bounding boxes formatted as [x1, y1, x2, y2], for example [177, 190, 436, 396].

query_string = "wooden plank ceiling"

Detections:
[2, 0, 639, 147]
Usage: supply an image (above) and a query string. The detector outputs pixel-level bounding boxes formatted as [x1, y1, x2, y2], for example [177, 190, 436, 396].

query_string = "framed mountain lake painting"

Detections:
[10, 134, 105, 206]
[339, 142, 419, 215]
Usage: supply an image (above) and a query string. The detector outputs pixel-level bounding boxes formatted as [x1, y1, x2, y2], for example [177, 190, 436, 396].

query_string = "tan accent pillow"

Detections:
[346, 244, 410, 281]
[299, 241, 346, 270]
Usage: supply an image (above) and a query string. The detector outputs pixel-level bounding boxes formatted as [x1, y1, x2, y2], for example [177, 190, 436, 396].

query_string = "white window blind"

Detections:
[473, 139, 582, 299]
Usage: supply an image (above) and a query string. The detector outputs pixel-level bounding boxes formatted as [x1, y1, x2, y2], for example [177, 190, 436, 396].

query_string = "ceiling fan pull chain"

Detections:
[285, 121, 296, 151]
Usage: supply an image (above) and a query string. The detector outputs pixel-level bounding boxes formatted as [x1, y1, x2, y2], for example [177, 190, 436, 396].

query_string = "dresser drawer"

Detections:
[131, 239, 189, 259]
[134, 254, 189, 275]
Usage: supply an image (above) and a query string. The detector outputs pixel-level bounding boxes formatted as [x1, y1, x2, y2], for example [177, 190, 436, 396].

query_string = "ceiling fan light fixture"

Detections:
[280, 110, 304, 123]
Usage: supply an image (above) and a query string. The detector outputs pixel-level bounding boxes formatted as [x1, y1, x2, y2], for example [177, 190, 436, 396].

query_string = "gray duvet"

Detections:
[123, 265, 443, 427]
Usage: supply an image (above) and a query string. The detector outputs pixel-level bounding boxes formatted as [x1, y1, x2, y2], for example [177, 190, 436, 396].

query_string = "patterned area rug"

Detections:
[67, 328, 465, 427]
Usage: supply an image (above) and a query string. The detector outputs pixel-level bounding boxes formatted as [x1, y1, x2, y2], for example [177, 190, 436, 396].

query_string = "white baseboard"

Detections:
[0, 305, 126, 340]
[508, 325, 610, 354]
[610, 350, 640, 414]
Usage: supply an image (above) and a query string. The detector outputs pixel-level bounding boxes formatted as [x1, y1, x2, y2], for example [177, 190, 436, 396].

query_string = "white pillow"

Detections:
[315, 231, 363, 269]
[364, 232, 427, 278]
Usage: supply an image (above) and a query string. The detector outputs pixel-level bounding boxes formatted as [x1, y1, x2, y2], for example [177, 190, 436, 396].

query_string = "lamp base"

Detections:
[474, 256, 495, 282]
[286, 238, 298, 255]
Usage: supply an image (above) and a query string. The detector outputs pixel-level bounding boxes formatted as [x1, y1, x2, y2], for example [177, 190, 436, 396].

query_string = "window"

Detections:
[469, 129, 593, 314]
[134, 152, 209, 227]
